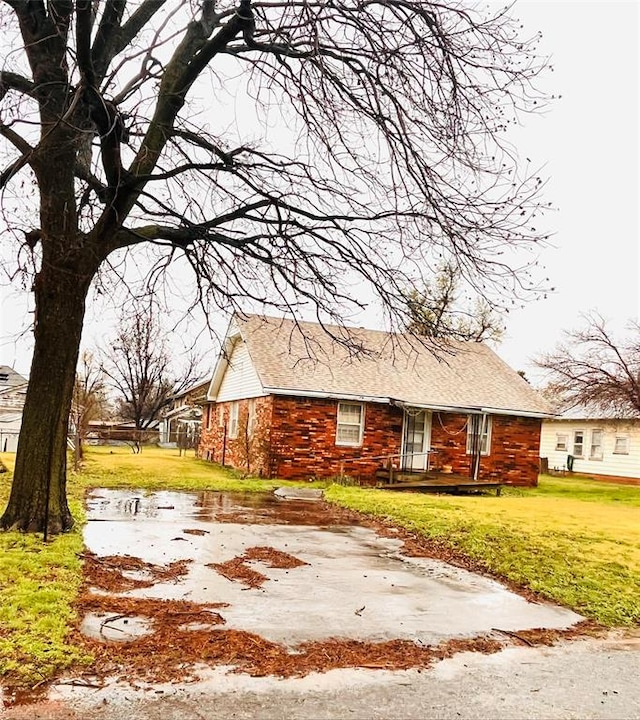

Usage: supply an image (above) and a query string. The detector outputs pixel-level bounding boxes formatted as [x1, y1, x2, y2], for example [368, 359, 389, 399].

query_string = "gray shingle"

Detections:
[236, 315, 553, 417]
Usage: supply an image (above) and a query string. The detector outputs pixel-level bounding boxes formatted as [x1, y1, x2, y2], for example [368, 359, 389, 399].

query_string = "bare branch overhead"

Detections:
[536, 313, 640, 416]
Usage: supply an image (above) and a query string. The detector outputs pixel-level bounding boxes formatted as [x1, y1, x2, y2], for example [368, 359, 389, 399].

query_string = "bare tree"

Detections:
[404, 262, 504, 343]
[0, 1, 550, 533]
[536, 313, 640, 415]
[101, 299, 200, 438]
[70, 351, 109, 467]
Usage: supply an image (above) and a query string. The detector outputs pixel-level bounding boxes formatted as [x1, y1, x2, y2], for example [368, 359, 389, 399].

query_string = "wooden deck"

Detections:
[375, 469, 503, 495]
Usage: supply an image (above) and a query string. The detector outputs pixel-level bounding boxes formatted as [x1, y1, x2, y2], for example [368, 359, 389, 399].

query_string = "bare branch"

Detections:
[536, 313, 640, 416]
[0, 71, 36, 99]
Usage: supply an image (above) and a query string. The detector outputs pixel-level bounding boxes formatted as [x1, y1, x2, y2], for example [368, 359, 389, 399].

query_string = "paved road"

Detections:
[5, 633, 640, 720]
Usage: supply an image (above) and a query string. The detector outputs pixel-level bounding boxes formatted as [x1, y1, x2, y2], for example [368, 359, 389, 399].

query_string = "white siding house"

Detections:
[540, 408, 640, 480]
[0, 366, 28, 453]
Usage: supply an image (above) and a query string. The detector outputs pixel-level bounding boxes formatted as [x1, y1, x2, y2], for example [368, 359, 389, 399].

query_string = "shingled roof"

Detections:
[211, 314, 554, 418]
[0, 365, 28, 390]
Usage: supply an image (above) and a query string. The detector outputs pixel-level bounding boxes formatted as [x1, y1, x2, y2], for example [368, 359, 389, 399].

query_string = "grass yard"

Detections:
[0, 446, 639, 690]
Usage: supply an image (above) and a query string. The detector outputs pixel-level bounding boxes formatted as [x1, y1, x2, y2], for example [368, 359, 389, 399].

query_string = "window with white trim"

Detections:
[573, 430, 584, 458]
[589, 429, 603, 460]
[218, 404, 224, 427]
[555, 433, 568, 451]
[613, 436, 629, 455]
[228, 401, 239, 439]
[466, 414, 492, 456]
[336, 402, 364, 446]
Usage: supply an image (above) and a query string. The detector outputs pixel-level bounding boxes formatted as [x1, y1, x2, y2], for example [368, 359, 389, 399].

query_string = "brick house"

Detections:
[199, 315, 553, 486]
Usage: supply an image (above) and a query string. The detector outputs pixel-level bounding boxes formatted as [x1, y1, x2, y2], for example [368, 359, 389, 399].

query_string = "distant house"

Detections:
[540, 405, 640, 481]
[158, 380, 209, 448]
[85, 419, 161, 446]
[199, 315, 553, 486]
[0, 366, 28, 452]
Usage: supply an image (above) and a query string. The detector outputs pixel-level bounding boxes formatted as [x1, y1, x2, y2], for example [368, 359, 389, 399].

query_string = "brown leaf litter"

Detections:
[79, 552, 192, 592]
[208, 545, 309, 588]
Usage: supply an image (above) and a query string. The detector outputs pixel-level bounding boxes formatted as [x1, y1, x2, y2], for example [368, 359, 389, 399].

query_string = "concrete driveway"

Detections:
[3, 488, 639, 719]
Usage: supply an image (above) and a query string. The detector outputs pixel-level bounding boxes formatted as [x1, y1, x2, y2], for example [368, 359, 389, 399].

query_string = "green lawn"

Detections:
[0, 447, 639, 690]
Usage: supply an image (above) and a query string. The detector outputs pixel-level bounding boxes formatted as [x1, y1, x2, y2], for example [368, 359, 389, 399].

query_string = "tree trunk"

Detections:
[0, 262, 93, 534]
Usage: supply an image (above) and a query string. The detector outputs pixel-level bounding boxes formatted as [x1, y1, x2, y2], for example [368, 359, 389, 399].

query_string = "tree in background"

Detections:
[536, 313, 640, 415]
[70, 351, 109, 467]
[0, 1, 550, 532]
[101, 300, 200, 443]
[404, 263, 504, 343]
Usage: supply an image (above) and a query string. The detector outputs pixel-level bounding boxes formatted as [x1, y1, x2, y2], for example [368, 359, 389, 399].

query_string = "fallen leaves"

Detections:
[208, 546, 309, 589]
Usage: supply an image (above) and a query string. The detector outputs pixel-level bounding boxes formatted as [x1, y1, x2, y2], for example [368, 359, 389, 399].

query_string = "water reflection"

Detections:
[86, 488, 356, 527]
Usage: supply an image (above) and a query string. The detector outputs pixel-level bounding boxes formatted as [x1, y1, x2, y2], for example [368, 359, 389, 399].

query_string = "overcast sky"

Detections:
[0, 1, 638, 384]
[496, 1, 639, 379]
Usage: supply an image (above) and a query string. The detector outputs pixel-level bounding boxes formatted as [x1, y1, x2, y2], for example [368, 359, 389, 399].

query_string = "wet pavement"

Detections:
[81, 489, 582, 647]
[9, 487, 635, 720]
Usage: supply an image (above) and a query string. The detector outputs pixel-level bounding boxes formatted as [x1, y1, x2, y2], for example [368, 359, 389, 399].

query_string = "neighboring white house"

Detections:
[0, 366, 28, 452]
[540, 405, 640, 480]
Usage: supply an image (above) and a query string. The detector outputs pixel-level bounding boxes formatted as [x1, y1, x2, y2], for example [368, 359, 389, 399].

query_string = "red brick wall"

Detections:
[430, 412, 540, 486]
[200, 395, 541, 486]
[269, 396, 403, 482]
[199, 396, 273, 476]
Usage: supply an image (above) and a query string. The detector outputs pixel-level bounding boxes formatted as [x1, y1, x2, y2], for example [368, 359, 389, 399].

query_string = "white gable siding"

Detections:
[216, 339, 265, 402]
[540, 419, 640, 479]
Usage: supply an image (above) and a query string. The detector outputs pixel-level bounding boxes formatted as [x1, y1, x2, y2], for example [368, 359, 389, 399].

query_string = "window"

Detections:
[466, 414, 492, 456]
[573, 430, 584, 458]
[218, 404, 224, 427]
[589, 429, 603, 460]
[336, 402, 364, 446]
[555, 433, 568, 451]
[247, 399, 257, 436]
[228, 402, 239, 439]
[613, 436, 629, 455]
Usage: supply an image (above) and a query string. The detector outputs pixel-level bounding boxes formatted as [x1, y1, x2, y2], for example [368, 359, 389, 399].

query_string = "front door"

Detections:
[402, 410, 431, 471]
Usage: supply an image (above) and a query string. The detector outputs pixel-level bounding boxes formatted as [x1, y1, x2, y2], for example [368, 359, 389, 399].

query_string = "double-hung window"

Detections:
[466, 414, 492, 456]
[336, 402, 364, 446]
[573, 430, 584, 458]
[589, 429, 603, 460]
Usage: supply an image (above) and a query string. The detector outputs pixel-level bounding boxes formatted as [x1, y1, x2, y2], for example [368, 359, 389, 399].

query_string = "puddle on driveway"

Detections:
[82, 488, 583, 650]
[86, 488, 345, 526]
